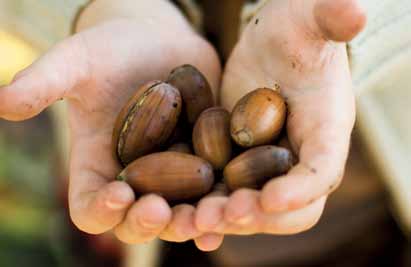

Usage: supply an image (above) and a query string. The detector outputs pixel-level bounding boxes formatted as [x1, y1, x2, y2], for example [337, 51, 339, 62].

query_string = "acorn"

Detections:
[117, 152, 214, 202]
[193, 107, 232, 170]
[278, 136, 299, 165]
[223, 146, 293, 191]
[168, 143, 192, 154]
[230, 88, 286, 147]
[112, 81, 182, 165]
[167, 64, 214, 124]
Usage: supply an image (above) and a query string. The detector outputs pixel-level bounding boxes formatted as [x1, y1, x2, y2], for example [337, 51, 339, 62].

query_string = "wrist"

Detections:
[75, 0, 192, 33]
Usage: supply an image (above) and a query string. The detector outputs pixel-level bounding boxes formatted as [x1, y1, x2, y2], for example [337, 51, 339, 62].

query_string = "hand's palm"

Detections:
[194, 0, 366, 236]
[0, 19, 221, 240]
[221, 0, 364, 210]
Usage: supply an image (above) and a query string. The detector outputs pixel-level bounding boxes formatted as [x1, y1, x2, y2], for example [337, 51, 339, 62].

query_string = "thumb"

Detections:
[313, 0, 367, 42]
[0, 34, 90, 121]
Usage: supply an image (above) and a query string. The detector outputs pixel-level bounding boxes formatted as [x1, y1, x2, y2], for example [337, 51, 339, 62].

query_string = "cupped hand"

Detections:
[195, 0, 366, 239]
[0, 17, 222, 248]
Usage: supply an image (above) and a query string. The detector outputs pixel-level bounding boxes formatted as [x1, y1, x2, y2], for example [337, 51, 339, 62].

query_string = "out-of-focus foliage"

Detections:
[0, 111, 64, 265]
[0, 1, 114, 265]
[0, 133, 52, 196]
[0, 110, 77, 267]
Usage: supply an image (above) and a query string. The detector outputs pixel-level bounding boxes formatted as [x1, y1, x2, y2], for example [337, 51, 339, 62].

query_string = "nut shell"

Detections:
[231, 88, 286, 147]
[167, 64, 214, 124]
[223, 146, 293, 191]
[118, 152, 214, 201]
[193, 107, 232, 170]
[113, 81, 182, 165]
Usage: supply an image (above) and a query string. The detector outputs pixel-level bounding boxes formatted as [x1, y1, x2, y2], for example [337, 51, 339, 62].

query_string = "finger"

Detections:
[69, 180, 135, 234]
[114, 194, 172, 244]
[313, 0, 367, 42]
[159, 204, 201, 242]
[195, 196, 228, 232]
[0, 34, 89, 121]
[217, 195, 326, 235]
[194, 234, 224, 252]
[262, 196, 327, 235]
[261, 122, 350, 212]
[69, 137, 134, 234]
[224, 189, 259, 226]
[219, 189, 262, 235]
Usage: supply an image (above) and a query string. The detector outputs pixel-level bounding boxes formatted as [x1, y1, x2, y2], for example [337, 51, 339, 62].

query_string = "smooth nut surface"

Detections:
[167, 64, 214, 124]
[231, 88, 286, 147]
[118, 152, 214, 202]
[193, 107, 232, 170]
[113, 81, 182, 165]
[223, 146, 293, 191]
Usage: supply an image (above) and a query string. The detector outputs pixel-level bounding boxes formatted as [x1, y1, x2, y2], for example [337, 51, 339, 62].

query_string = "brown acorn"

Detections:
[113, 81, 182, 165]
[231, 88, 286, 147]
[168, 143, 192, 154]
[117, 152, 214, 201]
[193, 107, 232, 170]
[167, 64, 214, 124]
[278, 136, 299, 165]
[223, 146, 293, 191]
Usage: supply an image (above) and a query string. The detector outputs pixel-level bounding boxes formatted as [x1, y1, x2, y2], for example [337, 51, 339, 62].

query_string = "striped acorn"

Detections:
[167, 64, 214, 124]
[112, 81, 182, 165]
[231, 88, 286, 147]
[117, 152, 214, 202]
[193, 107, 232, 170]
[224, 146, 294, 191]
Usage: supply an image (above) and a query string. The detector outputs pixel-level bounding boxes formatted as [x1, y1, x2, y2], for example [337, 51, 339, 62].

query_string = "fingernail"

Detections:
[234, 215, 254, 225]
[139, 219, 162, 230]
[106, 199, 128, 210]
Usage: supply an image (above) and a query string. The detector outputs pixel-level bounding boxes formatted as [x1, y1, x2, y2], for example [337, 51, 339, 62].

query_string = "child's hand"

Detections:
[194, 0, 366, 239]
[0, 4, 222, 248]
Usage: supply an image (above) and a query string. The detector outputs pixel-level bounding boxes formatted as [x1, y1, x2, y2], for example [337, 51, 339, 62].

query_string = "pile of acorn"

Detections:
[113, 65, 294, 203]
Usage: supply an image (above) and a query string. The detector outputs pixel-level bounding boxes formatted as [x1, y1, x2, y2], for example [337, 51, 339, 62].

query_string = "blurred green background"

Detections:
[0, 1, 122, 266]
